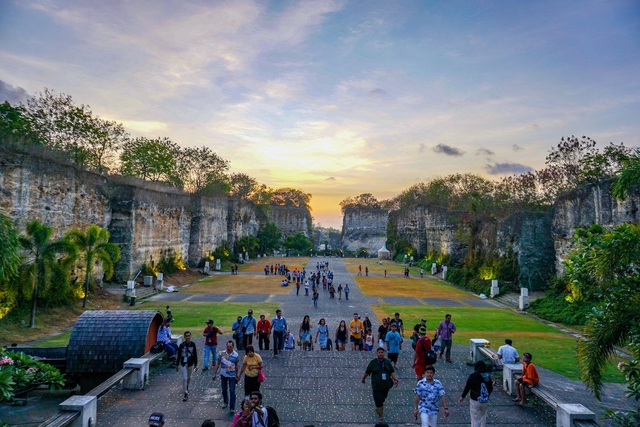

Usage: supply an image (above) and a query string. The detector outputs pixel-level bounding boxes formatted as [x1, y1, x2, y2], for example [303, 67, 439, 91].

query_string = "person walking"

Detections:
[459, 360, 493, 427]
[231, 398, 252, 427]
[344, 284, 350, 300]
[378, 318, 389, 349]
[249, 391, 268, 426]
[304, 279, 310, 296]
[176, 331, 198, 401]
[362, 347, 399, 423]
[255, 314, 271, 351]
[349, 312, 364, 351]
[212, 340, 239, 413]
[385, 323, 403, 369]
[413, 326, 433, 381]
[435, 314, 456, 362]
[202, 319, 223, 371]
[300, 315, 312, 351]
[312, 288, 319, 308]
[315, 318, 330, 350]
[338, 284, 343, 299]
[237, 345, 263, 398]
[270, 309, 287, 358]
[413, 365, 449, 426]
[335, 320, 348, 351]
[241, 310, 257, 349]
[232, 316, 244, 351]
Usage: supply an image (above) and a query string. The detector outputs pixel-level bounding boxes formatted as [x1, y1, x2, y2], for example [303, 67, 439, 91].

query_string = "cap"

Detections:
[419, 326, 427, 334]
[206, 319, 213, 324]
[149, 412, 165, 426]
[421, 318, 426, 322]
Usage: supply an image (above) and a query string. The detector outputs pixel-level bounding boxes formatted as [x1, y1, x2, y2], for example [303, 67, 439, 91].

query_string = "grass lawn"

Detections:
[356, 276, 471, 300]
[371, 304, 625, 383]
[239, 257, 309, 273]
[187, 275, 292, 294]
[344, 259, 423, 275]
[32, 330, 73, 347]
[132, 302, 280, 335]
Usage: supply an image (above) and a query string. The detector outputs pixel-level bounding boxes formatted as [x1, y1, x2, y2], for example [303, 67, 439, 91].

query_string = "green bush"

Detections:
[529, 291, 593, 325]
[157, 250, 186, 275]
[0, 349, 65, 402]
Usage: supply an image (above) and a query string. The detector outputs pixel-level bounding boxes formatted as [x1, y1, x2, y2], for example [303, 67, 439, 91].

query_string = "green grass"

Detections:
[32, 330, 73, 347]
[132, 302, 280, 335]
[372, 304, 625, 383]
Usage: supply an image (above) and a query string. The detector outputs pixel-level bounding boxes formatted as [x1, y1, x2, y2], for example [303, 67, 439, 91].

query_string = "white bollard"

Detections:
[123, 358, 150, 390]
[442, 266, 448, 280]
[59, 395, 97, 427]
[519, 287, 530, 309]
[431, 263, 437, 275]
[490, 280, 500, 298]
[503, 363, 522, 395]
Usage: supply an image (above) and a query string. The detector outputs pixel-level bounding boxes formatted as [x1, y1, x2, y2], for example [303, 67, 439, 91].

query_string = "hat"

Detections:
[248, 310, 253, 314]
[164, 318, 171, 324]
[206, 319, 213, 324]
[149, 412, 165, 426]
[421, 318, 426, 322]
[419, 326, 427, 334]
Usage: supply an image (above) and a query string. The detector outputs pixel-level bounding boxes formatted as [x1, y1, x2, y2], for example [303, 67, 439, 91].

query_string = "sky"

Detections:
[1, 0, 639, 228]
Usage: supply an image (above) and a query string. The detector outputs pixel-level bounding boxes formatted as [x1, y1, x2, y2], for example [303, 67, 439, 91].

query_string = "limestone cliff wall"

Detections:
[552, 179, 640, 275]
[341, 208, 388, 254]
[0, 150, 310, 282]
[268, 206, 311, 238]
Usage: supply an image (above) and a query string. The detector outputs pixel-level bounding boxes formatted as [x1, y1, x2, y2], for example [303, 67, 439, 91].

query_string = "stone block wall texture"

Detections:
[552, 179, 640, 275]
[267, 206, 311, 238]
[0, 151, 310, 282]
[341, 208, 388, 254]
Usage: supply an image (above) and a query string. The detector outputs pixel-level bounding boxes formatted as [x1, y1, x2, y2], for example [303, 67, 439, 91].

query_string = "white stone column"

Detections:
[431, 263, 437, 275]
[123, 358, 150, 390]
[59, 395, 97, 427]
[469, 339, 489, 363]
[490, 280, 500, 298]
[519, 287, 530, 309]
[204, 262, 210, 273]
[503, 363, 522, 395]
[442, 266, 448, 280]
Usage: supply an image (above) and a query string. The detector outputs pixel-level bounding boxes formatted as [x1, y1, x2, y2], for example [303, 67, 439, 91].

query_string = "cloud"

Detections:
[326, 177, 336, 181]
[368, 87, 388, 97]
[476, 148, 494, 156]
[418, 143, 425, 153]
[512, 144, 524, 151]
[0, 80, 29, 104]
[485, 162, 533, 175]
[433, 144, 464, 157]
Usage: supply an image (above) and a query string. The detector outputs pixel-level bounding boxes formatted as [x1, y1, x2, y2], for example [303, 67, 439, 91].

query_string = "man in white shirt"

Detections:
[497, 339, 520, 365]
[250, 391, 268, 426]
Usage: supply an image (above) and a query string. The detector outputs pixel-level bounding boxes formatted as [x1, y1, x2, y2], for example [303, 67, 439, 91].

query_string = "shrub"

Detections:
[0, 349, 65, 402]
[529, 291, 593, 325]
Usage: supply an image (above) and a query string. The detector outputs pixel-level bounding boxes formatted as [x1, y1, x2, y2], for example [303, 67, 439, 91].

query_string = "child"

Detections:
[364, 328, 374, 351]
[284, 330, 295, 350]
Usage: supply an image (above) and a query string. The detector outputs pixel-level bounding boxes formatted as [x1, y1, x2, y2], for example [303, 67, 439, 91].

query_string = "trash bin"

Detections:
[130, 295, 137, 306]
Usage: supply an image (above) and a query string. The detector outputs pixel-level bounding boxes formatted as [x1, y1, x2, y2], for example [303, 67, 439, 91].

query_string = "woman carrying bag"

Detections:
[237, 345, 264, 398]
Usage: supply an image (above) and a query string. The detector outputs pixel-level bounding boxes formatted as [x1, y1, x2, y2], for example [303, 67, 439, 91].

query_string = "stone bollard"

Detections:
[123, 358, 150, 390]
[503, 363, 522, 395]
[490, 280, 500, 298]
[431, 263, 437, 275]
[216, 259, 221, 271]
[556, 403, 595, 427]
[156, 273, 164, 291]
[204, 262, 210, 273]
[519, 287, 530, 309]
[143, 276, 153, 287]
[442, 266, 448, 280]
[59, 395, 97, 427]
[125, 281, 135, 299]
[469, 339, 490, 363]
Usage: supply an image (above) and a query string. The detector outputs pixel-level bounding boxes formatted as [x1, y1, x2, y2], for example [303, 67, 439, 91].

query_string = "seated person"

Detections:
[497, 339, 520, 365]
[514, 352, 539, 406]
[284, 330, 295, 350]
[157, 318, 179, 361]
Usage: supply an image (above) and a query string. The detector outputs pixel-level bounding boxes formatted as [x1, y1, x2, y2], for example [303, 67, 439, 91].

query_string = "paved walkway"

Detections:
[92, 257, 632, 426]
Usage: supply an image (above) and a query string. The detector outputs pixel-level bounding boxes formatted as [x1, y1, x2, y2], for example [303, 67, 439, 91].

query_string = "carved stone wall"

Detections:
[341, 208, 388, 254]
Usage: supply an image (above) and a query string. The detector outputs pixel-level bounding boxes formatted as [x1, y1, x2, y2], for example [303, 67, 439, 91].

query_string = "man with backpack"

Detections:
[249, 391, 280, 427]
[459, 360, 493, 427]
[413, 326, 434, 381]
[241, 310, 257, 349]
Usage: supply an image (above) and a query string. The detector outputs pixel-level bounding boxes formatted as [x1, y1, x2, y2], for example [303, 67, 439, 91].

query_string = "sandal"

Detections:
[512, 398, 521, 402]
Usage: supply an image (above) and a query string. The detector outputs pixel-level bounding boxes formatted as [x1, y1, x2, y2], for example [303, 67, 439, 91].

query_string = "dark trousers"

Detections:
[244, 374, 260, 397]
[273, 331, 284, 355]
[258, 333, 270, 351]
[243, 333, 253, 349]
[296, 286, 300, 295]
[235, 334, 244, 351]
[221, 375, 237, 410]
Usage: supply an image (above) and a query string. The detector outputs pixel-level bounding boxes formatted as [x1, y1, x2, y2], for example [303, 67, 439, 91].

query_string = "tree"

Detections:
[19, 220, 78, 328]
[565, 223, 640, 425]
[234, 236, 260, 258]
[0, 211, 20, 284]
[339, 193, 381, 213]
[0, 101, 40, 144]
[612, 150, 640, 201]
[174, 146, 230, 193]
[229, 173, 259, 199]
[119, 137, 178, 183]
[270, 188, 312, 210]
[284, 232, 312, 253]
[65, 224, 120, 308]
[257, 223, 282, 254]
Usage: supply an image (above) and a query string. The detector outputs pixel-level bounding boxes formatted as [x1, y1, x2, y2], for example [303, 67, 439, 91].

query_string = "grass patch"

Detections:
[344, 259, 423, 275]
[371, 304, 625, 382]
[356, 276, 471, 300]
[238, 257, 309, 273]
[33, 330, 72, 347]
[132, 302, 280, 335]
[188, 275, 292, 294]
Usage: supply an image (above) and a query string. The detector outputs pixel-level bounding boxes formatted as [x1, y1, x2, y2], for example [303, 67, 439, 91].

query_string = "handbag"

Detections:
[257, 369, 266, 383]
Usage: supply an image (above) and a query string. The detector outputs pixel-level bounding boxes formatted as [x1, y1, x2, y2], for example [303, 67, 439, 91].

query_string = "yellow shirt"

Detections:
[349, 319, 364, 339]
[243, 353, 263, 378]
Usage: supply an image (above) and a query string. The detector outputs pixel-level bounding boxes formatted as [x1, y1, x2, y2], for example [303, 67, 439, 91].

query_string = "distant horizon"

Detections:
[2, 0, 639, 228]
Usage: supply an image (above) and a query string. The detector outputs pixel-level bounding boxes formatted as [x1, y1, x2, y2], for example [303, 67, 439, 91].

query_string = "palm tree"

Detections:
[20, 220, 78, 328]
[612, 153, 640, 200]
[66, 224, 120, 308]
[0, 210, 21, 283]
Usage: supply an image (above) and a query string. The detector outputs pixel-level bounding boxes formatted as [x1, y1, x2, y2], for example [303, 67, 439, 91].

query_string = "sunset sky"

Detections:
[1, 0, 639, 227]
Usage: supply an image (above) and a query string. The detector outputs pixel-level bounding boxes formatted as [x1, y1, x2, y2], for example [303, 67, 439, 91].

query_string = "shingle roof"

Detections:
[66, 310, 162, 373]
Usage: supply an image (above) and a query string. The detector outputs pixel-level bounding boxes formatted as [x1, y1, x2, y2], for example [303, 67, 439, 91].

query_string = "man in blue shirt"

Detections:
[212, 340, 240, 413]
[385, 323, 403, 369]
[270, 309, 288, 357]
[232, 316, 244, 351]
[241, 309, 257, 349]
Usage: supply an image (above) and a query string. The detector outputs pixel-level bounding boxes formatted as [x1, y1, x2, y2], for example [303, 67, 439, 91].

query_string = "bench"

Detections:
[574, 420, 599, 427]
[529, 383, 561, 410]
[38, 410, 80, 427]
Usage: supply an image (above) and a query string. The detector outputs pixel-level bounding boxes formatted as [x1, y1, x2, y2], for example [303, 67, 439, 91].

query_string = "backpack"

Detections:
[478, 382, 490, 403]
[150, 342, 165, 353]
[419, 338, 437, 365]
[266, 406, 280, 427]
